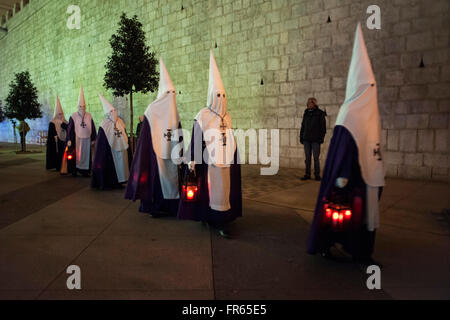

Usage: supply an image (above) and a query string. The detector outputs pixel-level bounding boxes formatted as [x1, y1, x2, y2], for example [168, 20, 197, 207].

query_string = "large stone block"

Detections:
[399, 129, 417, 152]
[406, 114, 429, 129]
[435, 129, 449, 152]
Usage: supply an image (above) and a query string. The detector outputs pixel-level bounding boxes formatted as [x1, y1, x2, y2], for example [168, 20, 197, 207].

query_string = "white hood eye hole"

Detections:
[223, 94, 225, 98]
[217, 93, 220, 97]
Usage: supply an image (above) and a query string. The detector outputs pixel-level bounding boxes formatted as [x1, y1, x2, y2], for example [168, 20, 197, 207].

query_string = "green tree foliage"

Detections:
[104, 13, 158, 152]
[4, 71, 42, 151]
[0, 100, 5, 122]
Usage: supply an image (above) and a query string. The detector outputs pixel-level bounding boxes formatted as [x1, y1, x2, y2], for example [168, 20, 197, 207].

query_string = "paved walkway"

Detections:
[0, 143, 448, 299]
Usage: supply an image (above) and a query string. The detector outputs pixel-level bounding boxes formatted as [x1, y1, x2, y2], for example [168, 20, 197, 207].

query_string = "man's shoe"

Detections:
[301, 175, 311, 181]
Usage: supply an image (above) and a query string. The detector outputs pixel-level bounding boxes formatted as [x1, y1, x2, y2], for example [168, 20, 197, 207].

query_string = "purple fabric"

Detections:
[66, 117, 97, 174]
[177, 120, 242, 226]
[91, 127, 120, 190]
[306, 125, 378, 258]
[124, 117, 179, 215]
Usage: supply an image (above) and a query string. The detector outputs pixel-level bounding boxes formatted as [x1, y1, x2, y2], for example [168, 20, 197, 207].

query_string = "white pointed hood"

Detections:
[51, 94, 68, 141]
[99, 92, 117, 122]
[72, 86, 92, 138]
[195, 51, 235, 168]
[335, 23, 385, 231]
[144, 57, 181, 160]
[336, 23, 384, 187]
[207, 50, 227, 117]
[78, 85, 86, 114]
[157, 57, 175, 99]
[99, 93, 128, 151]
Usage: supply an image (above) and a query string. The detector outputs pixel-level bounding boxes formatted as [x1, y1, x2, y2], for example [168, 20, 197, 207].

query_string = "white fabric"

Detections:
[335, 23, 385, 231]
[75, 136, 91, 170]
[335, 23, 385, 188]
[72, 111, 92, 139]
[157, 57, 175, 99]
[99, 93, 128, 151]
[156, 157, 180, 199]
[208, 164, 231, 211]
[196, 51, 236, 168]
[366, 185, 380, 231]
[50, 94, 68, 141]
[78, 85, 86, 114]
[145, 58, 180, 160]
[207, 50, 227, 117]
[191, 52, 237, 211]
[144, 58, 181, 199]
[195, 108, 235, 167]
[111, 148, 129, 183]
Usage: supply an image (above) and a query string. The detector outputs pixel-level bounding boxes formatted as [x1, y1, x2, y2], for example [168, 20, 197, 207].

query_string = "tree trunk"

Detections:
[22, 124, 26, 152]
[129, 90, 134, 154]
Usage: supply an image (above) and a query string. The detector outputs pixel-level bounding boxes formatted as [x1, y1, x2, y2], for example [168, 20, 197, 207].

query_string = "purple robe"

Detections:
[177, 120, 242, 226]
[91, 127, 127, 189]
[66, 116, 96, 175]
[307, 125, 381, 259]
[125, 117, 180, 216]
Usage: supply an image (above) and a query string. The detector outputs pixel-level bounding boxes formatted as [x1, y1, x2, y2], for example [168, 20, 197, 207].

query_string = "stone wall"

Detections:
[0, 0, 449, 180]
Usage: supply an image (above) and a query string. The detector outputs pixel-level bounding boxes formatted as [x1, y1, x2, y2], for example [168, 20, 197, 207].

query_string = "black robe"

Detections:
[46, 122, 67, 171]
[66, 117, 97, 175]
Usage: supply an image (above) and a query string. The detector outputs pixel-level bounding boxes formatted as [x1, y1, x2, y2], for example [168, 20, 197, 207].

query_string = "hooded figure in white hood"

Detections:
[91, 93, 130, 189]
[66, 86, 97, 176]
[125, 57, 184, 217]
[307, 23, 385, 265]
[46, 94, 69, 171]
[177, 51, 242, 239]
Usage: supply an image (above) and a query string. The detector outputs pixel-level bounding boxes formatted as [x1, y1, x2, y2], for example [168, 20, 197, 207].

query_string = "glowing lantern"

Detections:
[323, 200, 353, 230]
[332, 212, 339, 221]
[67, 154, 73, 160]
[182, 169, 199, 202]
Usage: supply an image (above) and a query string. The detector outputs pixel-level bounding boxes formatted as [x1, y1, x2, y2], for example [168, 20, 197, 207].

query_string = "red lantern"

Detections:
[182, 169, 199, 202]
[323, 200, 352, 230]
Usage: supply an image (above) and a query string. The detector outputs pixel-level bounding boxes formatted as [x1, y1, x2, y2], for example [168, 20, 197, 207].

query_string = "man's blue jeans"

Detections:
[304, 141, 321, 177]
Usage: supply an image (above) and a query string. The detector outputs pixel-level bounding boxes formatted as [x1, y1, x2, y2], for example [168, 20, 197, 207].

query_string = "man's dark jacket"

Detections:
[300, 107, 326, 144]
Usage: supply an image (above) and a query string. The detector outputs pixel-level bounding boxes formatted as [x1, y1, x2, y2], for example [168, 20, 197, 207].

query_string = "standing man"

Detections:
[299, 97, 326, 181]
[66, 86, 97, 177]
[16, 120, 30, 152]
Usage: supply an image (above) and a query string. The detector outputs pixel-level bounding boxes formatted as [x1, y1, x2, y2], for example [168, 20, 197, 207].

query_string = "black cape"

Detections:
[46, 122, 67, 171]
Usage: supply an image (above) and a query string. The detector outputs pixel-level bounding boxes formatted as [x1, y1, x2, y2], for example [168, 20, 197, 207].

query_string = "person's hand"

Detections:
[188, 161, 196, 174]
[335, 177, 348, 188]
[67, 140, 72, 147]
[91, 141, 95, 146]
[54, 136, 58, 143]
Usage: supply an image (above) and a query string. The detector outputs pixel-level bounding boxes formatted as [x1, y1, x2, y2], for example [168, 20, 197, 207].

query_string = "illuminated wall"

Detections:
[0, 0, 449, 180]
